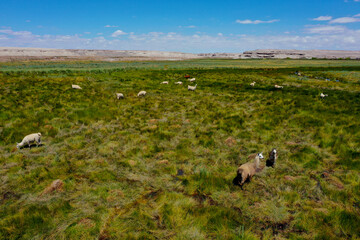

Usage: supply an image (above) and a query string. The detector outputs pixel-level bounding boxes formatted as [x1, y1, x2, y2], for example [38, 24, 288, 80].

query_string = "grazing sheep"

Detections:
[266, 149, 278, 168]
[274, 85, 284, 89]
[137, 91, 147, 97]
[250, 81, 256, 87]
[175, 81, 183, 85]
[188, 84, 197, 91]
[189, 78, 196, 82]
[233, 152, 264, 189]
[161, 81, 169, 84]
[72, 84, 82, 89]
[17, 133, 42, 149]
[116, 93, 124, 99]
[320, 93, 328, 98]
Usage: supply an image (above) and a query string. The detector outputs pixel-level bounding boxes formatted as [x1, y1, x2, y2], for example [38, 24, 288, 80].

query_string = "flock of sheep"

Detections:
[249, 81, 328, 98]
[16, 73, 328, 190]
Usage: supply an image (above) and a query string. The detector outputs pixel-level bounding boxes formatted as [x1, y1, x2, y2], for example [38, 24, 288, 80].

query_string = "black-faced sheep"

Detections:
[233, 152, 264, 189]
[17, 133, 42, 149]
[116, 93, 124, 99]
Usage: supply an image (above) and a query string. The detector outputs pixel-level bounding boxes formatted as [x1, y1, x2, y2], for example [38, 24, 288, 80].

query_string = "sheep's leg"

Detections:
[27, 141, 31, 149]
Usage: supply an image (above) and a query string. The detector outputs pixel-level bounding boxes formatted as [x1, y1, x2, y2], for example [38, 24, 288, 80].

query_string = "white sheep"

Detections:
[189, 78, 196, 82]
[161, 81, 169, 84]
[250, 81, 256, 87]
[188, 84, 197, 91]
[274, 85, 284, 89]
[137, 91, 147, 97]
[116, 93, 124, 99]
[175, 81, 183, 85]
[320, 93, 328, 98]
[17, 133, 42, 149]
[72, 84, 82, 89]
[233, 152, 264, 189]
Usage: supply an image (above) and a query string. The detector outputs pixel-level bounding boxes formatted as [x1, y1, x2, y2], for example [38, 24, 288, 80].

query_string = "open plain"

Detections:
[0, 59, 360, 239]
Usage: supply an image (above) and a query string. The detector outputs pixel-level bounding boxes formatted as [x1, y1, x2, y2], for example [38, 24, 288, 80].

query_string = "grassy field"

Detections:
[0, 60, 360, 239]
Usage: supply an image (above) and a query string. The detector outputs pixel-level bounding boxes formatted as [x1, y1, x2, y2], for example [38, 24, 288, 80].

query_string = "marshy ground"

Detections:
[0, 59, 359, 239]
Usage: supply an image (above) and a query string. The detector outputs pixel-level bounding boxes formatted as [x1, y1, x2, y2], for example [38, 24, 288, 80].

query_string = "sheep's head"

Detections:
[258, 152, 264, 159]
[38, 133, 42, 136]
[16, 143, 20, 149]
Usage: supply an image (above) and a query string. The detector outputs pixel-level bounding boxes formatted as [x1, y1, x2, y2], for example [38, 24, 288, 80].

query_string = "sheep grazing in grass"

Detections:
[250, 81, 256, 87]
[266, 149, 278, 168]
[274, 85, 284, 89]
[116, 93, 124, 99]
[175, 81, 183, 85]
[137, 91, 147, 97]
[161, 81, 169, 84]
[17, 133, 42, 149]
[320, 93, 328, 98]
[233, 152, 264, 189]
[188, 84, 197, 91]
[72, 84, 82, 89]
[189, 78, 196, 82]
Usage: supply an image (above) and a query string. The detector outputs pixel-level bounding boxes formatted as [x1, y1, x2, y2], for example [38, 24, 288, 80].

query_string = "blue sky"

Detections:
[1, 0, 360, 52]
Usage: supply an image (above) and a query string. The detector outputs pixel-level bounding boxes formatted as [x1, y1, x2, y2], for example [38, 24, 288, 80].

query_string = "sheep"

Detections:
[161, 81, 169, 84]
[233, 152, 264, 189]
[250, 81, 256, 87]
[320, 93, 328, 98]
[175, 81, 183, 85]
[188, 84, 197, 91]
[137, 91, 147, 97]
[116, 93, 124, 99]
[189, 78, 196, 82]
[274, 85, 284, 89]
[72, 84, 82, 89]
[16, 133, 42, 149]
[266, 148, 278, 168]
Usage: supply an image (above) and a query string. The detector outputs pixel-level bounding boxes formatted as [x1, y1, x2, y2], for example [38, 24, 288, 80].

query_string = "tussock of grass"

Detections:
[0, 60, 360, 239]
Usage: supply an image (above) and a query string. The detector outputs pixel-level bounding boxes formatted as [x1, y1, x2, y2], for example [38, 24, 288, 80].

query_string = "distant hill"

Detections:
[1, 47, 360, 61]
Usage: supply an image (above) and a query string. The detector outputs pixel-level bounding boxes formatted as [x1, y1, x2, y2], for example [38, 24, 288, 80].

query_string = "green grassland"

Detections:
[0, 60, 360, 239]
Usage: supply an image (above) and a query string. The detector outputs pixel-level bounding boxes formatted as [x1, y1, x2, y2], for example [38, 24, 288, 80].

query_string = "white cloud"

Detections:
[217, 33, 223, 36]
[313, 16, 332, 21]
[305, 25, 347, 34]
[236, 19, 279, 24]
[330, 17, 360, 23]
[104, 25, 119, 28]
[111, 30, 127, 37]
[355, 13, 360, 17]
[25, 20, 31, 23]
[1, 27, 360, 52]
